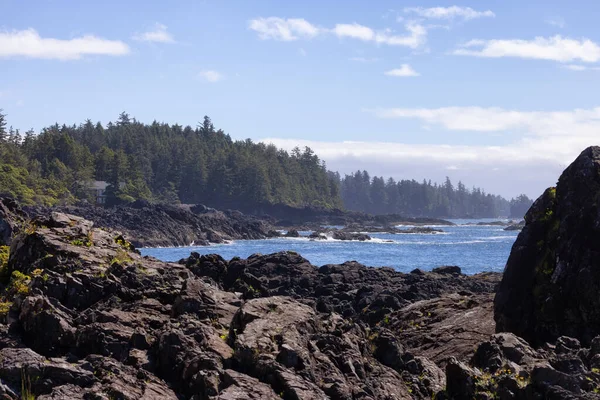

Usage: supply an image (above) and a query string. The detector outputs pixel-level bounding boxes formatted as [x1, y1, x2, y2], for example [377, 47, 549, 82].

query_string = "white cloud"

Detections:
[258, 107, 600, 197]
[454, 35, 600, 63]
[333, 22, 426, 48]
[368, 106, 600, 138]
[562, 64, 600, 71]
[260, 137, 567, 198]
[404, 6, 495, 20]
[248, 17, 321, 41]
[546, 17, 566, 29]
[298, 48, 307, 56]
[385, 64, 419, 77]
[261, 104, 600, 197]
[0, 28, 129, 60]
[198, 70, 223, 83]
[333, 23, 374, 41]
[132, 23, 175, 43]
[249, 17, 426, 48]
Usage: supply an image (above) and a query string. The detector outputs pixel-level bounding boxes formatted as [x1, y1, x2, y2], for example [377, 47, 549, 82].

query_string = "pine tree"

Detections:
[0, 109, 6, 142]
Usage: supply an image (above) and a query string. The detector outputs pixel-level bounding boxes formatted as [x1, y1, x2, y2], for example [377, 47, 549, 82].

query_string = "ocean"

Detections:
[141, 219, 519, 275]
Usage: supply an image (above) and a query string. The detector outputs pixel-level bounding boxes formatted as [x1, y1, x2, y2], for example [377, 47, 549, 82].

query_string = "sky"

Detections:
[1, 0, 600, 199]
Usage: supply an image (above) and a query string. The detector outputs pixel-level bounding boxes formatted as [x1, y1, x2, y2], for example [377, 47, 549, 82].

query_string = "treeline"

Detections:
[0, 110, 532, 218]
[340, 171, 529, 218]
[0, 111, 342, 209]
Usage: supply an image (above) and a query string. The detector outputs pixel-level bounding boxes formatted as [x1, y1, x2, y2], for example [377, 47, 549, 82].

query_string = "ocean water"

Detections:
[141, 219, 520, 275]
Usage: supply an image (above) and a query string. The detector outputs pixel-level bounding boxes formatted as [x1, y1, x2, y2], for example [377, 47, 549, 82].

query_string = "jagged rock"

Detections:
[495, 146, 600, 346]
[26, 203, 273, 248]
[18, 295, 76, 357]
[0, 198, 25, 246]
[445, 357, 481, 400]
[218, 370, 281, 399]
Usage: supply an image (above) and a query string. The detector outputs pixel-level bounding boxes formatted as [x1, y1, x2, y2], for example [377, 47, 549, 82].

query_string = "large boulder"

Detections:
[495, 146, 600, 346]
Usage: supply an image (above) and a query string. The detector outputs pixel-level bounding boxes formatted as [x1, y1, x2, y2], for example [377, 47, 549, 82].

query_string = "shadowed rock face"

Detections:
[0, 198, 25, 246]
[495, 146, 600, 346]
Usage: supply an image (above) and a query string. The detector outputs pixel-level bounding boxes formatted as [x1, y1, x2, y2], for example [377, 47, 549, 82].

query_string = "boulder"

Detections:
[495, 146, 600, 346]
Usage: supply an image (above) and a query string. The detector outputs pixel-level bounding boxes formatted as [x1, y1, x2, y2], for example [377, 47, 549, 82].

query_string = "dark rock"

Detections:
[26, 203, 273, 248]
[0, 197, 25, 246]
[308, 231, 327, 240]
[284, 229, 300, 238]
[495, 146, 600, 346]
[331, 231, 371, 241]
[445, 357, 480, 400]
[503, 224, 524, 231]
[396, 227, 444, 234]
[432, 266, 462, 275]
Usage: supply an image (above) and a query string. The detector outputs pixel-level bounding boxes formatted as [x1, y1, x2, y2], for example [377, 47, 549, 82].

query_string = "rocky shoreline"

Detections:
[0, 146, 600, 399]
[25, 202, 276, 248]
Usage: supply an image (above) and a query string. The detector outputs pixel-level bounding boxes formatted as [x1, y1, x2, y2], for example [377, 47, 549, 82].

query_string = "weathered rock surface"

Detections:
[1, 203, 503, 399]
[0, 198, 25, 246]
[495, 146, 600, 346]
[27, 202, 276, 248]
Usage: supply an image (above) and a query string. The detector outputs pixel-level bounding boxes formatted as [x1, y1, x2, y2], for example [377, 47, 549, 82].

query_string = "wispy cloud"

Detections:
[404, 6, 495, 21]
[248, 17, 427, 48]
[333, 22, 426, 48]
[132, 23, 175, 43]
[454, 36, 600, 63]
[562, 64, 600, 71]
[198, 70, 223, 83]
[368, 106, 600, 140]
[248, 17, 321, 41]
[298, 48, 307, 56]
[385, 64, 419, 77]
[0, 29, 129, 60]
[546, 17, 566, 29]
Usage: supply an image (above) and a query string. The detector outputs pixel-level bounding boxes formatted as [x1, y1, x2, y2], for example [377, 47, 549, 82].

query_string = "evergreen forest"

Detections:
[0, 110, 532, 218]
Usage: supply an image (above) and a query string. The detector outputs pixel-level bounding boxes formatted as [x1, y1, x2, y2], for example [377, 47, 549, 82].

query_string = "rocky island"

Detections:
[0, 146, 599, 399]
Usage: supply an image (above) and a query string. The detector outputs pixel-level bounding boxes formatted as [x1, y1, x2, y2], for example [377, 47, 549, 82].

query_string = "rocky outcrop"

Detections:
[440, 332, 600, 399]
[27, 203, 275, 248]
[495, 146, 600, 347]
[0, 205, 507, 399]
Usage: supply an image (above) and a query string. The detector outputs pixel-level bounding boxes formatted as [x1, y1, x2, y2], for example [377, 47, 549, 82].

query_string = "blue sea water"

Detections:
[140, 219, 519, 275]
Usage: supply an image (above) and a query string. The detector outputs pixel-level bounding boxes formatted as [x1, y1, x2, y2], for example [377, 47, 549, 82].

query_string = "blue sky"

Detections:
[2, 0, 600, 198]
